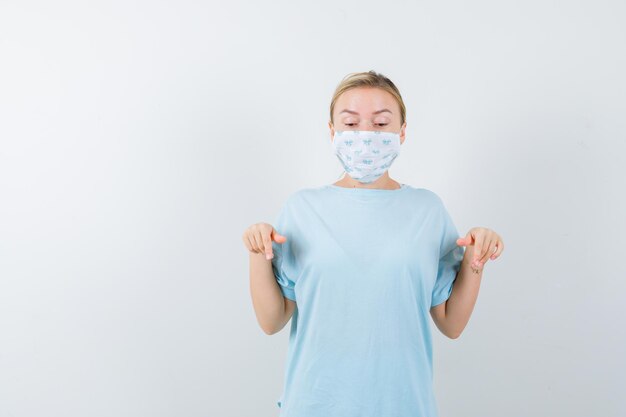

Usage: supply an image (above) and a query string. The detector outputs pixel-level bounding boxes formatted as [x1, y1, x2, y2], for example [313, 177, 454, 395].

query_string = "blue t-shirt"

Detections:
[271, 183, 465, 417]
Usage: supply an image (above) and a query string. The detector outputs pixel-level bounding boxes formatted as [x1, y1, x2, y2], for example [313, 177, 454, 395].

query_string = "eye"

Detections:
[376, 123, 388, 127]
[345, 123, 357, 127]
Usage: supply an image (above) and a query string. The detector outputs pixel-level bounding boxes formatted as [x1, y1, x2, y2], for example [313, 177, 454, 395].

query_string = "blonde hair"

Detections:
[329, 70, 406, 126]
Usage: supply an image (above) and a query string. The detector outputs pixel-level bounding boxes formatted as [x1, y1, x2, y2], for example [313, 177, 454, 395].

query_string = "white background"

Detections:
[1, 0, 624, 416]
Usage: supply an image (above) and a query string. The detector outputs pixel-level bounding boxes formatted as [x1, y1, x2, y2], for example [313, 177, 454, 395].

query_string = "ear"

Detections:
[328, 121, 335, 143]
[399, 121, 407, 145]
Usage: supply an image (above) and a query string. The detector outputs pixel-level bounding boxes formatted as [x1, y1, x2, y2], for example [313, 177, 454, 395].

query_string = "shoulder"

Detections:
[402, 184, 446, 208]
[283, 185, 329, 205]
[275, 186, 318, 218]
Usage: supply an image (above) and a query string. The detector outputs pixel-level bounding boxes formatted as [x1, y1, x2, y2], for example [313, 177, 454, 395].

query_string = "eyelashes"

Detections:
[345, 123, 388, 127]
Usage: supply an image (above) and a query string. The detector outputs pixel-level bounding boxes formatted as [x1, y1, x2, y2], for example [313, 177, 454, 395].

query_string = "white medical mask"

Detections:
[331, 129, 402, 184]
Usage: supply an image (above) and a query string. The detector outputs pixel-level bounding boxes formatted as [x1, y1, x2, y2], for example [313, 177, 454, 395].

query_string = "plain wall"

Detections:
[1, 0, 625, 416]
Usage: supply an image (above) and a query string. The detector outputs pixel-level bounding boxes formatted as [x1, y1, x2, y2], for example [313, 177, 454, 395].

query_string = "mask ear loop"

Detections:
[331, 139, 347, 180]
[329, 128, 345, 180]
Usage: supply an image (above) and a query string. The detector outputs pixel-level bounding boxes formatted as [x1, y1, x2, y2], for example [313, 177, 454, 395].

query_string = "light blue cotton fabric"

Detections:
[270, 183, 465, 417]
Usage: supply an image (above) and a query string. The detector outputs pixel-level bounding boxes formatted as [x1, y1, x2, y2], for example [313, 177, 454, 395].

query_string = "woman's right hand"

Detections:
[242, 223, 288, 260]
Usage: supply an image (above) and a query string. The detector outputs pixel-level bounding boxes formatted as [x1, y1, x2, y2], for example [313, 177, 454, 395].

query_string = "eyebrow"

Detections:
[339, 108, 393, 116]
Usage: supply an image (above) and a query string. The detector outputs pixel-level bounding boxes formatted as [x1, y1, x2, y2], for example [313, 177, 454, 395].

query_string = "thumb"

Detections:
[456, 234, 473, 246]
[272, 228, 288, 244]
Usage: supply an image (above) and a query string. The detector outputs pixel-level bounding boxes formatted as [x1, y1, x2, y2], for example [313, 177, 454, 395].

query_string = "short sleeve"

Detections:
[431, 202, 465, 308]
[271, 200, 297, 302]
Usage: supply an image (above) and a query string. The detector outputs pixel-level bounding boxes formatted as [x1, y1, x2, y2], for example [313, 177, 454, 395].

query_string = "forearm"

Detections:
[442, 251, 483, 338]
[249, 252, 288, 335]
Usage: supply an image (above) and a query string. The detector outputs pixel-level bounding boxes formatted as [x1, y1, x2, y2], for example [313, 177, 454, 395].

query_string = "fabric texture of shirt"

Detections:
[271, 183, 465, 417]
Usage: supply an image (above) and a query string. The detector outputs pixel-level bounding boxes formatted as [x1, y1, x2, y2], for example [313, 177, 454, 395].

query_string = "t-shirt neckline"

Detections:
[326, 183, 408, 194]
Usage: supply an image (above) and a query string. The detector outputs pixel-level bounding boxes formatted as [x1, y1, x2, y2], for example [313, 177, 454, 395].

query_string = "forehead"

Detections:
[335, 87, 398, 116]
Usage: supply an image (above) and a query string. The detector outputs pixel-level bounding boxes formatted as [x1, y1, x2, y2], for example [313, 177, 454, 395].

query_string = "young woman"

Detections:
[243, 70, 504, 417]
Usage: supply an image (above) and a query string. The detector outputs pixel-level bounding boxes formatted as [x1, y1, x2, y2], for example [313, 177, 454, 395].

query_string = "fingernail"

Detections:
[266, 254, 273, 260]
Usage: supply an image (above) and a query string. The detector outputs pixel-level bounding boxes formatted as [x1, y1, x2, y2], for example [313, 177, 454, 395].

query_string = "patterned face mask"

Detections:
[331, 129, 402, 184]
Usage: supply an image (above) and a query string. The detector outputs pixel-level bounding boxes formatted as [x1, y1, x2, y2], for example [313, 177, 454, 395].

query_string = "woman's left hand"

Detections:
[456, 227, 504, 273]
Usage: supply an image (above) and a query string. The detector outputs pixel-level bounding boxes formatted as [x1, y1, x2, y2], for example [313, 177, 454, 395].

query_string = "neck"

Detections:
[333, 173, 401, 190]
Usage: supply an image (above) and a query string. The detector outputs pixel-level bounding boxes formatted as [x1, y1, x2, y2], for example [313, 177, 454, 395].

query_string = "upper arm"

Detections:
[268, 297, 297, 335]
[284, 298, 296, 322]
[271, 298, 296, 334]
[430, 300, 447, 333]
